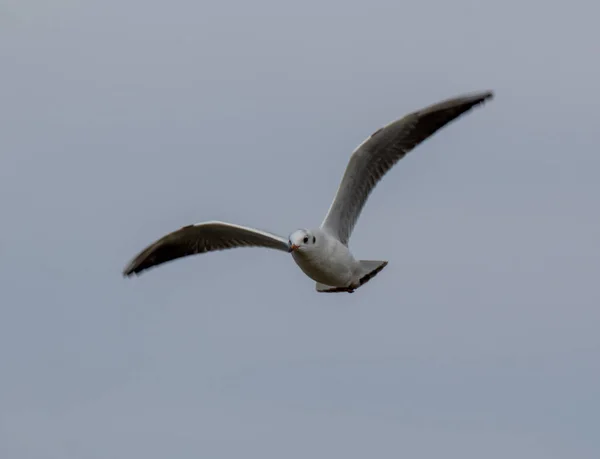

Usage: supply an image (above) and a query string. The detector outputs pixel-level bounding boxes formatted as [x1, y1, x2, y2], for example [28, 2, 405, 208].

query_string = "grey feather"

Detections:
[123, 221, 290, 276]
[321, 90, 494, 245]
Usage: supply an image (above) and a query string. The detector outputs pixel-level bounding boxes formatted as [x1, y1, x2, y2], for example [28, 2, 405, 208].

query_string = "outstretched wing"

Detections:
[123, 220, 290, 276]
[321, 90, 494, 245]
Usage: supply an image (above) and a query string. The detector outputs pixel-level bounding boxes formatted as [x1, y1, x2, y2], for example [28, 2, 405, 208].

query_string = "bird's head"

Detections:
[288, 229, 317, 253]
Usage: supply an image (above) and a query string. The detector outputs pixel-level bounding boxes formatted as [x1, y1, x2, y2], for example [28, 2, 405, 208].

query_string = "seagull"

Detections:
[123, 90, 494, 293]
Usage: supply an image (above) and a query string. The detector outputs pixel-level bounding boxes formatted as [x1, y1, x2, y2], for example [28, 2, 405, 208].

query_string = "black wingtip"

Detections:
[465, 90, 494, 103]
[477, 90, 494, 102]
[460, 89, 494, 102]
[122, 261, 139, 278]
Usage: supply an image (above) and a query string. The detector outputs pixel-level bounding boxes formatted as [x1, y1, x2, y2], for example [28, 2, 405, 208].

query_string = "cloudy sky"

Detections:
[1, 0, 599, 458]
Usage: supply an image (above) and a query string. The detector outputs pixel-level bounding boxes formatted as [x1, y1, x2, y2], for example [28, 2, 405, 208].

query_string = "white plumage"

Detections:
[123, 91, 494, 293]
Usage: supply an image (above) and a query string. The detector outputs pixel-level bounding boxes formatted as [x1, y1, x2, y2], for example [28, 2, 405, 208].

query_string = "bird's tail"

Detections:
[315, 260, 388, 293]
[356, 260, 388, 285]
[359, 260, 387, 285]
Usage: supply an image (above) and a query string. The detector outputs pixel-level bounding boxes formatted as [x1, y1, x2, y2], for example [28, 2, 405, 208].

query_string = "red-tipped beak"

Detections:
[290, 244, 299, 252]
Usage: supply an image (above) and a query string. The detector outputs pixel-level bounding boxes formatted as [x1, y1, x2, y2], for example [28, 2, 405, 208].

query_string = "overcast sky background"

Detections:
[1, 1, 599, 458]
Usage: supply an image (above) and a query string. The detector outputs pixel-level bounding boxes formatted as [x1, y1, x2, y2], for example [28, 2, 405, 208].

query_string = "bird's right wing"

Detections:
[321, 91, 494, 245]
[123, 221, 290, 276]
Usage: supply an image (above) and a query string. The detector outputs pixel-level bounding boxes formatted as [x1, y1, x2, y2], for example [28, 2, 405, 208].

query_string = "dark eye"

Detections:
[312, 236, 316, 243]
[303, 236, 308, 243]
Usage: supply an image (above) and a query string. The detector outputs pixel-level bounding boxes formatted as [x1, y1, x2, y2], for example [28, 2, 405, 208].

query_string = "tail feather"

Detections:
[357, 260, 388, 286]
[315, 283, 354, 293]
[315, 260, 388, 293]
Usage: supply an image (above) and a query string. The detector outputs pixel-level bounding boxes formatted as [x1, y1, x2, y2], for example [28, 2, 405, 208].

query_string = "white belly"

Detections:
[291, 237, 358, 287]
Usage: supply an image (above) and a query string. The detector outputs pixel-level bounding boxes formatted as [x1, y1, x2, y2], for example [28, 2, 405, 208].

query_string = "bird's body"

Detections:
[290, 228, 358, 289]
[123, 90, 494, 293]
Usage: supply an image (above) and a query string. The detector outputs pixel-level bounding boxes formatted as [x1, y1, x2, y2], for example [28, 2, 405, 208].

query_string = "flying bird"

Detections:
[123, 91, 494, 293]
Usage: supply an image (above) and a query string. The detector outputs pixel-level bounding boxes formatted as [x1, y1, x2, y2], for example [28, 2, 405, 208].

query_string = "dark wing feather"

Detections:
[123, 221, 290, 276]
[321, 90, 494, 245]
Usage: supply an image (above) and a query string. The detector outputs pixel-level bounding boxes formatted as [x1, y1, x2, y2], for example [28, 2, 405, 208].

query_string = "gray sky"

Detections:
[1, 0, 599, 458]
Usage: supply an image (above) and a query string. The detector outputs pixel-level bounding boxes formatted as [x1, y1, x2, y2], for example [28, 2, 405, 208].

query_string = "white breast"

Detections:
[291, 231, 358, 287]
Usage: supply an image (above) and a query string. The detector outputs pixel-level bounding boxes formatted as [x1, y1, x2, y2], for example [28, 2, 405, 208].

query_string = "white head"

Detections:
[288, 229, 317, 253]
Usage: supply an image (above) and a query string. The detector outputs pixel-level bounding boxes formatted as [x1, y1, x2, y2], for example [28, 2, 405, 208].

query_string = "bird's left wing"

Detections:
[123, 220, 290, 276]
